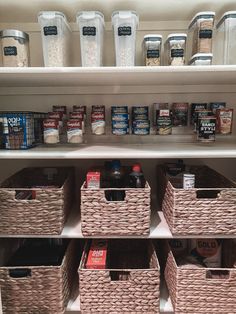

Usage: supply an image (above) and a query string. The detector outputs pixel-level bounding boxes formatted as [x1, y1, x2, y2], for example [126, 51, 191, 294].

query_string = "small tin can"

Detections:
[112, 120, 129, 129]
[133, 127, 150, 135]
[132, 106, 149, 116]
[197, 116, 216, 142]
[194, 110, 213, 132]
[111, 106, 128, 113]
[157, 109, 172, 135]
[183, 173, 195, 189]
[112, 113, 129, 122]
[209, 102, 226, 114]
[172, 103, 188, 126]
[191, 103, 208, 125]
[216, 108, 233, 134]
[132, 120, 150, 129]
[112, 128, 129, 135]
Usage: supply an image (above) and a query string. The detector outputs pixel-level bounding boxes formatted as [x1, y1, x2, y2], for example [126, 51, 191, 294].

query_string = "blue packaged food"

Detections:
[133, 127, 150, 135]
[112, 128, 129, 135]
[112, 120, 129, 129]
[209, 102, 226, 114]
[112, 113, 129, 121]
[132, 120, 150, 128]
[111, 106, 128, 113]
[132, 113, 149, 120]
[132, 106, 149, 115]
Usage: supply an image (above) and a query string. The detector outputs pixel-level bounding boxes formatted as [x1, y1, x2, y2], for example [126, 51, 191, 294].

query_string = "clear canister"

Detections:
[0, 29, 30, 67]
[188, 11, 215, 57]
[216, 11, 236, 65]
[143, 34, 162, 66]
[189, 53, 213, 65]
[112, 11, 139, 66]
[77, 11, 104, 67]
[38, 11, 72, 67]
[165, 33, 187, 66]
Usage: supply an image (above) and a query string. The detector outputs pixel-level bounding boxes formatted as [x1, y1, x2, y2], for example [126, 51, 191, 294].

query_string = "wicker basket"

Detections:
[157, 165, 236, 235]
[0, 167, 74, 235]
[0, 240, 80, 314]
[81, 182, 151, 236]
[165, 240, 236, 314]
[79, 240, 160, 313]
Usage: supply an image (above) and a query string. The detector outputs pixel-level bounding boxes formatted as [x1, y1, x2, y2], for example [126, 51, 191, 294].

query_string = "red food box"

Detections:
[86, 171, 100, 189]
[86, 240, 108, 269]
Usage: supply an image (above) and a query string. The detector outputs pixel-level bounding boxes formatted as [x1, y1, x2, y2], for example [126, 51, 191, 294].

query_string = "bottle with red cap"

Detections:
[129, 163, 146, 188]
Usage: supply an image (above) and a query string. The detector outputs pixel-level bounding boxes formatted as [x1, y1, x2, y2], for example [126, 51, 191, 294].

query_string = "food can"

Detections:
[172, 103, 188, 126]
[191, 103, 208, 125]
[111, 106, 128, 113]
[197, 116, 216, 142]
[112, 128, 129, 135]
[132, 127, 150, 135]
[112, 113, 129, 122]
[194, 110, 213, 132]
[183, 173, 195, 189]
[157, 109, 172, 135]
[216, 108, 233, 134]
[209, 102, 226, 114]
[132, 120, 150, 129]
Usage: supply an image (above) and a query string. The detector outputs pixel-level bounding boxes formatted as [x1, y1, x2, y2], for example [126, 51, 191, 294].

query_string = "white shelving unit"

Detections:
[1, 0, 236, 313]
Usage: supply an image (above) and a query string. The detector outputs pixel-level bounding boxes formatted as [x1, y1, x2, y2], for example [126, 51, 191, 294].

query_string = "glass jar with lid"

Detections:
[143, 34, 162, 66]
[0, 29, 30, 67]
[165, 33, 187, 66]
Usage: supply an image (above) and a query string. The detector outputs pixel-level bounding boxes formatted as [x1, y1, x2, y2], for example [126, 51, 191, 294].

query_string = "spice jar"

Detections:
[0, 29, 30, 67]
[77, 11, 104, 67]
[143, 34, 162, 66]
[188, 11, 215, 56]
[189, 53, 213, 65]
[165, 33, 187, 66]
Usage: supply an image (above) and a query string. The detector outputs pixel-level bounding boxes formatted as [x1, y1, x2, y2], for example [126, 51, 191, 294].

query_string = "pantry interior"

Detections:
[1, 0, 236, 313]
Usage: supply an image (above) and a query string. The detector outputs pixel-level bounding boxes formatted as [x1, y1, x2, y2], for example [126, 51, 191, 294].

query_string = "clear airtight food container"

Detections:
[189, 53, 213, 65]
[0, 30, 30, 66]
[216, 11, 236, 64]
[77, 11, 104, 67]
[112, 11, 139, 66]
[188, 11, 215, 56]
[143, 34, 162, 66]
[38, 11, 71, 67]
[165, 34, 187, 66]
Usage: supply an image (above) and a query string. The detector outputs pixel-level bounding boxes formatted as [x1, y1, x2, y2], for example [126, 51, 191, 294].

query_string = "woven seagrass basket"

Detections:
[0, 240, 80, 314]
[165, 240, 236, 314]
[157, 165, 236, 235]
[81, 182, 151, 236]
[79, 240, 160, 314]
[0, 167, 74, 235]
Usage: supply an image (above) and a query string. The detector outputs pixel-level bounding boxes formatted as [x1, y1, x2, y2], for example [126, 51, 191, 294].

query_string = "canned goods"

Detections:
[112, 128, 129, 135]
[112, 113, 129, 122]
[132, 106, 149, 115]
[111, 106, 128, 113]
[191, 103, 208, 125]
[132, 120, 150, 129]
[172, 103, 188, 126]
[157, 109, 172, 135]
[133, 127, 150, 135]
[209, 102, 226, 114]
[194, 110, 213, 132]
[183, 173, 195, 189]
[197, 116, 216, 142]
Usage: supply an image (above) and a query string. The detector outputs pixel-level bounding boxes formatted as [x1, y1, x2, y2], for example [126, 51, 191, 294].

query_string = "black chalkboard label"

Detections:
[83, 26, 96, 36]
[44, 26, 58, 36]
[147, 49, 160, 58]
[171, 49, 184, 58]
[4, 46, 17, 56]
[118, 26, 132, 36]
[199, 29, 212, 39]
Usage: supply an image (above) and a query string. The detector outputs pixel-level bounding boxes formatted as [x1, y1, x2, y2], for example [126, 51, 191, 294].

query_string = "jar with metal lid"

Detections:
[0, 29, 30, 67]
[143, 34, 162, 66]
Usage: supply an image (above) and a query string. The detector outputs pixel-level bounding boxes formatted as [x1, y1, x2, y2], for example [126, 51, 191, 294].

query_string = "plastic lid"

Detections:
[217, 11, 236, 28]
[76, 11, 104, 25]
[190, 53, 213, 63]
[144, 34, 162, 41]
[38, 11, 66, 19]
[111, 10, 139, 27]
[189, 11, 215, 29]
[132, 163, 141, 173]
[166, 33, 187, 42]
[0, 29, 29, 41]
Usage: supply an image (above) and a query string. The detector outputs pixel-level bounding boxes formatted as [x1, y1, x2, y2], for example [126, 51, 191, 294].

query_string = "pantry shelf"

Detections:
[0, 66, 236, 90]
[1, 138, 236, 159]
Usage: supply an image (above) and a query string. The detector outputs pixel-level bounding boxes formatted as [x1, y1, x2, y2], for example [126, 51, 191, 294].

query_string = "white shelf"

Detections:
[1, 138, 236, 159]
[0, 66, 236, 88]
[66, 282, 173, 313]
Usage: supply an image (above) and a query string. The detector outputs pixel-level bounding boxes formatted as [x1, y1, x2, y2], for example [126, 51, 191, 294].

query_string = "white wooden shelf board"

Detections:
[0, 66, 235, 88]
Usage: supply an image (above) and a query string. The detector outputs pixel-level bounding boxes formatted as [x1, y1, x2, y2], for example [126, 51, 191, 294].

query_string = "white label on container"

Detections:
[44, 26, 58, 36]
[118, 26, 132, 36]
[83, 26, 96, 36]
[4, 46, 17, 56]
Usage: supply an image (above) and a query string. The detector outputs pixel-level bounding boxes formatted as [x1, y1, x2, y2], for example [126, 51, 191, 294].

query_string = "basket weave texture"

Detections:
[0, 167, 74, 235]
[157, 165, 236, 235]
[79, 240, 160, 313]
[165, 241, 236, 314]
[0, 240, 78, 314]
[81, 182, 151, 236]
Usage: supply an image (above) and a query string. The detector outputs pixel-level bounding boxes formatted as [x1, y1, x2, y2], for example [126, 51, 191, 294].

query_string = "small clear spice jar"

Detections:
[189, 53, 213, 65]
[165, 33, 187, 66]
[188, 11, 215, 57]
[143, 34, 162, 66]
[0, 29, 30, 67]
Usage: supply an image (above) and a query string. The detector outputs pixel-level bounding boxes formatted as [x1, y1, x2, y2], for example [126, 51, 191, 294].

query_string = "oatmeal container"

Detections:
[189, 53, 213, 65]
[0, 30, 30, 67]
[216, 11, 236, 64]
[77, 11, 104, 67]
[143, 34, 162, 66]
[188, 11, 215, 57]
[38, 11, 72, 67]
[165, 33, 187, 66]
[112, 11, 139, 66]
